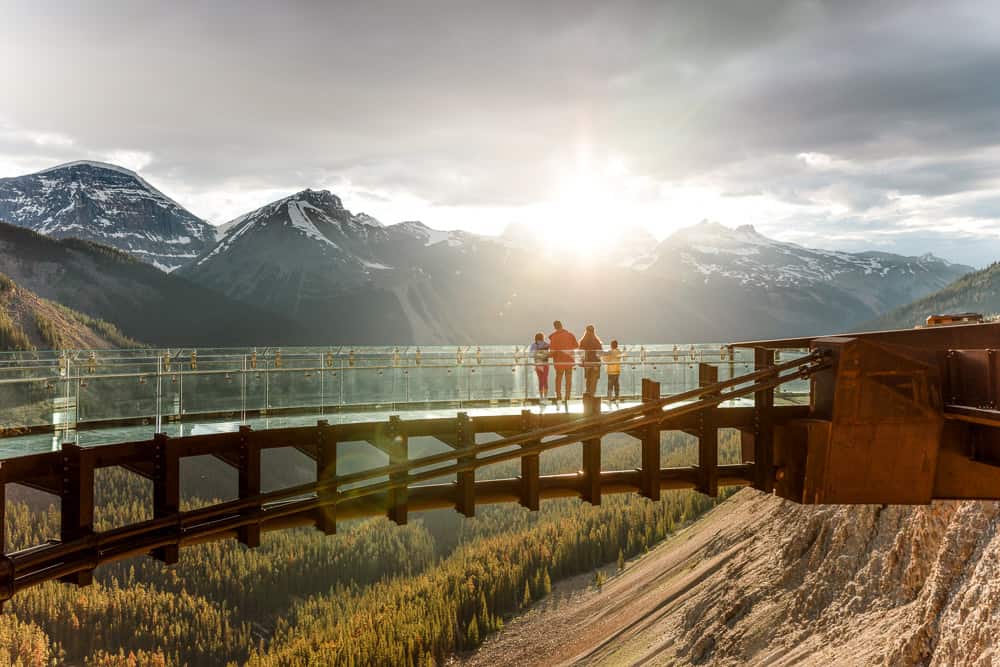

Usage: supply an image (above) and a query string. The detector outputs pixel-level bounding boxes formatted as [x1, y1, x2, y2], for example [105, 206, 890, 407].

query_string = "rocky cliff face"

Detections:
[463, 489, 1000, 666]
[673, 492, 1000, 666]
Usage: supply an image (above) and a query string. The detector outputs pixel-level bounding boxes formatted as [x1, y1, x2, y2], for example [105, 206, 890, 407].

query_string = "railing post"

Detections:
[387, 416, 408, 525]
[59, 442, 94, 586]
[315, 420, 337, 535]
[640, 379, 661, 501]
[519, 409, 540, 511]
[753, 347, 777, 492]
[581, 393, 602, 505]
[455, 412, 475, 517]
[0, 474, 5, 554]
[237, 426, 261, 547]
[152, 433, 180, 564]
[696, 363, 719, 497]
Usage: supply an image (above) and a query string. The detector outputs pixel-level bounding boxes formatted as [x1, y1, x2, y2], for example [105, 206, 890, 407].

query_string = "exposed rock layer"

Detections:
[462, 489, 1000, 666]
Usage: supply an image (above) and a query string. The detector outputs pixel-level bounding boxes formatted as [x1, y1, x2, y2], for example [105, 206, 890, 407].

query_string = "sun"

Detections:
[543, 149, 621, 257]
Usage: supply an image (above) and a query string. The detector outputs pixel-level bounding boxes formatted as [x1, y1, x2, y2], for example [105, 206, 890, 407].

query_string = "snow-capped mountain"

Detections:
[179, 189, 480, 343]
[181, 195, 972, 344]
[646, 221, 968, 314]
[0, 161, 215, 271]
[193, 188, 390, 274]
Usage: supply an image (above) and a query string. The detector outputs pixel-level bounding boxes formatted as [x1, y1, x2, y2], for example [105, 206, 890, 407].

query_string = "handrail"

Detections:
[3, 351, 826, 578]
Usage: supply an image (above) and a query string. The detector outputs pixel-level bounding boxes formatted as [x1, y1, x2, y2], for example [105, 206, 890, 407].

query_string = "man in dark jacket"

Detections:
[578, 324, 603, 396]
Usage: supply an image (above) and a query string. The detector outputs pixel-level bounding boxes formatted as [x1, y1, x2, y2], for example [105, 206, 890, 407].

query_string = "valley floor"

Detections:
[456, 489, 1000, 666]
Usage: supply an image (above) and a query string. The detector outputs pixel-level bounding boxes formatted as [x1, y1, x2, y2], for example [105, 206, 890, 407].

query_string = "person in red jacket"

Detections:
[548, 320, 578, 406]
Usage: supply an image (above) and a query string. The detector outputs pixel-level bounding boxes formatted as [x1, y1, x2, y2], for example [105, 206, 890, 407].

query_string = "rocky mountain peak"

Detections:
[665, 220, 771, 248]
[286, 188, 344, 212]
[0, 160, 215, 272]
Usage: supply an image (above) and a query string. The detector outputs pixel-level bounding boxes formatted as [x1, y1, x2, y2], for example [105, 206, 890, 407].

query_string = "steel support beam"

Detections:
[582, 394, 602, 505]
[640, 379, 661, 501]
[386, 416, 408, 525]
[753, 348, 776, 492]
[697, 363, 719, 497]
[59, 442, 94, 586]
[152, 433, 180, 564]
[237, 426, 261, 547]
[519, 409, 540, 511]
[315, 420, 337, 535]
[455, 412, 475, 517]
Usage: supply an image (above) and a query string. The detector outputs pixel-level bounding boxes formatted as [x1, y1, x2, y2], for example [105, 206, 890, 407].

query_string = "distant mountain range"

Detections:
[0, 161, 977, 345]
[0, 222, 305, 346]
[181, 188, 970, 343]
[0, 161, 215, 271]
[867, 262, 1000, 330]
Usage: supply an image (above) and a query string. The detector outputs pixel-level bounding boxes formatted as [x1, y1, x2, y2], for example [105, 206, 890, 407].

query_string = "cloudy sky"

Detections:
[3, 0, 1000, 265]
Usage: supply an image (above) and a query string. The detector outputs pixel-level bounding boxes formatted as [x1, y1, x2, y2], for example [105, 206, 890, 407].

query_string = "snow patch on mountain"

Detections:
[0, 160, 215, 271]
[648, 221, 968, 289]
[391, 220, 454, 246]
[35, 160, 188, 212]
[286, 200, 340, 248]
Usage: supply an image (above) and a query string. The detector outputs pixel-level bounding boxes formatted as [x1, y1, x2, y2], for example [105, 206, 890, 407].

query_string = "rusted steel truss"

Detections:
[0, 353, 822, 605]
[734, 320, 1000, 505]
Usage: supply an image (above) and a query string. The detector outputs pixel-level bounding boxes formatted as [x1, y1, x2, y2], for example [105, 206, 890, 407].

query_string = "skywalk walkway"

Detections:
[8, 322, 1000, 605]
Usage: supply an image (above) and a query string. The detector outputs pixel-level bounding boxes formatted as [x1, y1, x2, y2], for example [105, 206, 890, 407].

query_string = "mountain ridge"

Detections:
[0, 221, 306, 346]
[867, 260, 1000, 330]
[0, 271, 138, 350]
[0, 161, 215, 271]
[181, 191, 971, 344]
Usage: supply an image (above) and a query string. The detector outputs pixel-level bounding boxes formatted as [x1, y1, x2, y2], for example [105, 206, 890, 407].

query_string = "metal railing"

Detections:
[0, 349, 828, 603]
[0, 344, 811, 437]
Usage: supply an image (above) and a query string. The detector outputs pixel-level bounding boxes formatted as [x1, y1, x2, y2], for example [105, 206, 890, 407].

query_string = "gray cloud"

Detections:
[3, 0, 1000, 264]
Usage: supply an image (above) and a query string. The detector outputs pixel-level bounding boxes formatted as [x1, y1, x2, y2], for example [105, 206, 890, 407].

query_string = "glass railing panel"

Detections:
[0, 378, 61, 431]
[176, 355, 246, 418]
[242, 356, 270, 414]
[77, 366, 158, 424]
[341, 364, 397, 406]
[467, 360, 523, 403]
[265, 353, 325, 412]
[405, 364, 468, 405]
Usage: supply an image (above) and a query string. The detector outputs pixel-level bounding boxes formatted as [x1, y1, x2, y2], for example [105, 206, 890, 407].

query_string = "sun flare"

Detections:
[544, 149, 623, 257]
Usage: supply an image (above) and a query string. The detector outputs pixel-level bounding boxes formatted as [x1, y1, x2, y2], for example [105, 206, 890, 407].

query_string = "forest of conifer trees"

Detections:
[1, 430, 742, 666]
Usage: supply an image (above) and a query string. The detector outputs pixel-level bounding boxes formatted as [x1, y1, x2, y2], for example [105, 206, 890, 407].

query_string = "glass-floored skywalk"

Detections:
[0, 344, 810, 459]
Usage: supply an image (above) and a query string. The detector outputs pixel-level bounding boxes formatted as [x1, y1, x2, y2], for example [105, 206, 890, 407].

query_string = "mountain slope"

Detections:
[868, 261, 1000, 330]
[462, 489, 1000, 666]
[0, 272, 138, 350]
[0, 222, 304, 346]
[0, 161, 215, 271]
[180, 189, 417, 343]
[183, 194, 971, 344]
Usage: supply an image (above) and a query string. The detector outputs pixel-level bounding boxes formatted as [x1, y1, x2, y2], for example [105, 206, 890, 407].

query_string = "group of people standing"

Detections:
[528, 320, 622, 407]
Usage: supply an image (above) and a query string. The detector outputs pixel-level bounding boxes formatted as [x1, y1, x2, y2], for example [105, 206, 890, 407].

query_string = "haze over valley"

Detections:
[0, 160, 976, 346]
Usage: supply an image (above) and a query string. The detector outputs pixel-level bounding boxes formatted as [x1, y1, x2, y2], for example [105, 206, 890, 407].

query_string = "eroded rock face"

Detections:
[671, 492, 1000, 666]
[458, 490, 999, 666]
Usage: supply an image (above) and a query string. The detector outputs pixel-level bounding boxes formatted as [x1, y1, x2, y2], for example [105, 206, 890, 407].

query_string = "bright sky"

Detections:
[4, 1, 1000, 266]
